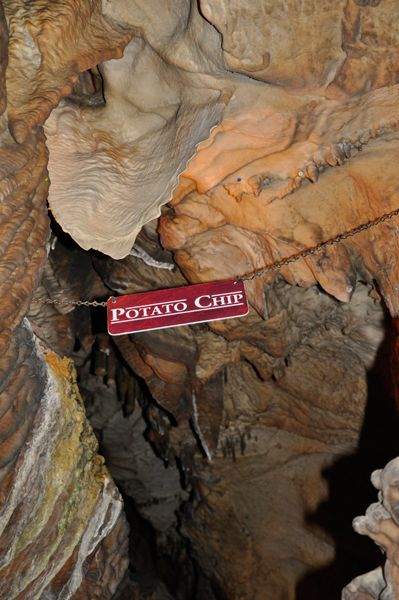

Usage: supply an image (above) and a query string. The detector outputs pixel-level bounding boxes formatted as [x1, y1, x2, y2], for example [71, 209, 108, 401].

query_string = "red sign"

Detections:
[107, 280, 248, 336]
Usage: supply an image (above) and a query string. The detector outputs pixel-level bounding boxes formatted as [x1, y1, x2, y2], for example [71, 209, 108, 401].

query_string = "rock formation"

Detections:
[86, 228, 397, 599]
[343, 457, 399, 600]
[0, 0, 131, 597]
[2, 0, 399, 599]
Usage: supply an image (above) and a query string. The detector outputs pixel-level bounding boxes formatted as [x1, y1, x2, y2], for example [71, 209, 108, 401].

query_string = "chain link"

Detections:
[31, 298, 108, 307]
[235, 207, 399, 283]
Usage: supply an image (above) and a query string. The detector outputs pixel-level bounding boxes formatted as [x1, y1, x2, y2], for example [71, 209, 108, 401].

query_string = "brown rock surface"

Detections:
[87, 234, 395, 599]
[2, 0, 132, 142]
[0, 1, 130, 597]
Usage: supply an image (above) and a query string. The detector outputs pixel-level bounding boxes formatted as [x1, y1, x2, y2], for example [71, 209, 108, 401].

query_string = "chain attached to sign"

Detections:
[32, 205, 399, 334]
[235, 206, 399, 283]
[31, 298, 108, 307]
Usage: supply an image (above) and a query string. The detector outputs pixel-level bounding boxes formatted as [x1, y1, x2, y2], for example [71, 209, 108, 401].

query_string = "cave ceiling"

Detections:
[40, 0, 399, 320]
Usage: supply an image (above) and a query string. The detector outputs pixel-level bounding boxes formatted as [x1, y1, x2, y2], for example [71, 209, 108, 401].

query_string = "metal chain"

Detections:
[31, 298, 108, 307]
[235, 207, 399, 283]
[31, 206, 399, 304]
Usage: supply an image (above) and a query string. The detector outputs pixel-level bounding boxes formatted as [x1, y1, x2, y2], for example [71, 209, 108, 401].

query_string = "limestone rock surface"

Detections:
[41, 0, 399, 269]
[3, 0, 399, 599]
[0, 322, 128, 600]
[0, 2, 130, 597]
[88, 233, 395, 599]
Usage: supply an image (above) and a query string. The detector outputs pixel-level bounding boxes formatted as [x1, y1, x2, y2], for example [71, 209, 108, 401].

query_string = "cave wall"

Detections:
[0, 0, 132, 597]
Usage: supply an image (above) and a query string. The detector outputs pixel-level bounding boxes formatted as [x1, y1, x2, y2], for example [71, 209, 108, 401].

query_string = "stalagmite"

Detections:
[343, 457, 399, 600]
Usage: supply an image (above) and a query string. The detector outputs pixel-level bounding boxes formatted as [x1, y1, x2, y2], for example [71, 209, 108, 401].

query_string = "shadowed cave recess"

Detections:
[3, 0, 399, 599]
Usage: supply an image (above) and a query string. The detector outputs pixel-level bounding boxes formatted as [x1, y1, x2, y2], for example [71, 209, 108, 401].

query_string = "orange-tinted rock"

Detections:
[161, 134, 399, 318]
[0, 1, 7, 121]
[2, 0, 133, 142]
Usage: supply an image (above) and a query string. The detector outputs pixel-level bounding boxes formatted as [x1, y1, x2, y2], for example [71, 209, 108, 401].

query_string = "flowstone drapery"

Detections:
[0, 1, 131, 597]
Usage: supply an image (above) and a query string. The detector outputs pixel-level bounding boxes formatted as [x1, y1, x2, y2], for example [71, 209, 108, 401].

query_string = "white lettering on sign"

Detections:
[111, 294, 245, 323]
[174, 302, 187, 312]
[111, 308, 125, 321]
[212, 295, 225, 306]
[108, 280, 249, 336]
[194, 295, 211, 308]
[111, 299, 192, 322]
[112, 294, 245, 323]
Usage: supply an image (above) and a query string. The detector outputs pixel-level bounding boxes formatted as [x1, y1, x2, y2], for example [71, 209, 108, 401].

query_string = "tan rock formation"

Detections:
[0, 1, 131, 597]
[0, 330, 128, 599]
[44, 33, 226, 257]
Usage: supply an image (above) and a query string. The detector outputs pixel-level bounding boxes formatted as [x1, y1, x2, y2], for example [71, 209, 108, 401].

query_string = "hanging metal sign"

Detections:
[107, 279, 248, 336]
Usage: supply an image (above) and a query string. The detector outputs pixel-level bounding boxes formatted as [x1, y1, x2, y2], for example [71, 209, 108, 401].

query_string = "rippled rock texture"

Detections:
[0, 323, 128, 599]
[0, 0, 130, 597]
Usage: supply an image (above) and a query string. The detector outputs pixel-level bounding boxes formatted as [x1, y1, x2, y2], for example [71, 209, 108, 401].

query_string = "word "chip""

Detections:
[107, 280, 248, 336]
